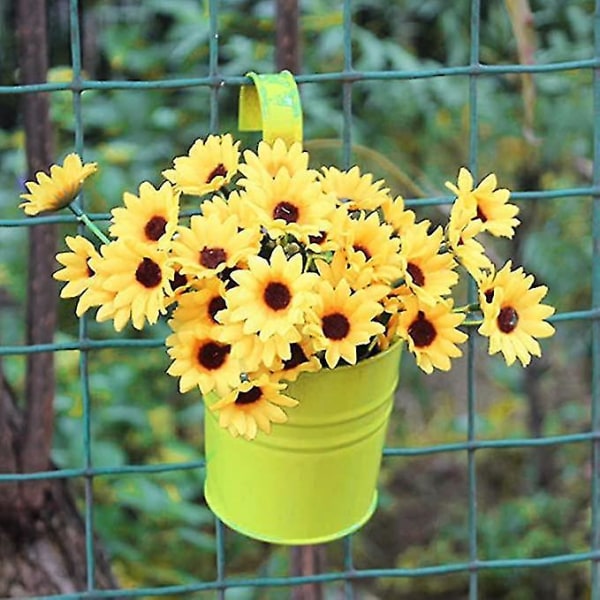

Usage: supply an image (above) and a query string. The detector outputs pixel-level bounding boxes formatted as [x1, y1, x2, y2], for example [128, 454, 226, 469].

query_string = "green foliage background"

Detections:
[0, 0, 596, 598]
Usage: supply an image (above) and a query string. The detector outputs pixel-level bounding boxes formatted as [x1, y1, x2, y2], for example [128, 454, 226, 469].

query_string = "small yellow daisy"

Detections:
[166, 329, 242, 396]
[90, 239, 174, 331]
[306, 278, 385, 368]
[446, 167, 519, 238]
[109, 181, 179, 248]
[20, 153, 98, 215]
[343, 211, 403, 284]
[200, 191, 262, 230]
[315, 249, 382, 293]
[168, 276, 227, 335]
[381, 195, 417, 237]
[240, 168, 335, 242]
[162, 134, 240, 196]
[54, 235, 107, 317]
[240, 139, 311, 184]
[319, 165, 390, 211]
[208, 373, 299, 440]
[397, 221, 458, 306]
[478, 261, 555, 366]
[172, 213, 260, 280]
[396, 295, 467, 374]
[273, 339, 322, 382]
[224, 245, 318, 343]
[446, 208, 492, 280]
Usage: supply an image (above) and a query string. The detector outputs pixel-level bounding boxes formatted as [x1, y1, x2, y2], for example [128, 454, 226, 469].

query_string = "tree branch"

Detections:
[0, 360, 23, 521]
[17, 0, 57, 511]
[276, 0, 300, 74]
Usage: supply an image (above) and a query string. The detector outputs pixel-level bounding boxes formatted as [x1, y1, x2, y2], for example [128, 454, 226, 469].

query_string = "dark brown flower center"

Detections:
[135, 257, 162, 288]
[497, 306, 519, 333]
[322, 312, 350, 340]
[353, 244, 371, 260]
[408, 310, 437, 348]
[264, 281, 291, 311]
[170, 270, 188, 292]
[283, 343, 308, 370]
[476, 205, 488, 222]
[309, 231, 327, 245]
[407, 262, 425, 287]
[208, 296, 226, 322]
[86, 259, 95, 278]
[197, 341, 231, 370]
[200, 246, 227, 269]
[235, 386, 263, 405]
[144, 215, 168, 241]
[207, 163, 227, 183]
[273, 201, 299, 223]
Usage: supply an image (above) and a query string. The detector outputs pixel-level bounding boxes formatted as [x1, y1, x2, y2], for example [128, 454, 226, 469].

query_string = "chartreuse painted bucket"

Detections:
[203, 341, 402, 545]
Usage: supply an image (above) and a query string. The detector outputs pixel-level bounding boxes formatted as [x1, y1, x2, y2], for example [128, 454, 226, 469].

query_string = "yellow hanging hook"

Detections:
[238, 70, 303, 147]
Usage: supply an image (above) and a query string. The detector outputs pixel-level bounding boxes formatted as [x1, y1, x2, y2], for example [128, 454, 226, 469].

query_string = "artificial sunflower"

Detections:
[20, 153, 98, 215]
[315, 248, 382, 293]
[240, 168, 335, 242]
[445, 167, 520, 239]
[172, 213, 260, 280]
[377, 311, 401, 351]
[478, 261, 555, 366]
[93, 298, 132, 333]
[381, 195, 417, 237]
[446, 208, 492, 280]
[224, 245, 318, 343]
[166, 328, 243, 395]
[306, 278, 385, 368]
[208, 374, 299, 440]
[54, 235, 107, 316]
[162, 134, 240, 196]
[273, 339, 322, 382]
[109, 181, 179, 248]
[218, 319, 303, 372]
[319, 165, 390, 211]
[240, 138, 311, 183]
[166, 266, 191, 304]
[303, 201, 349, 254]
[343, 211, 403, 285]
[90, 239, 174, 331]
[396, 295, 467, 374]
[397, 221, 458, 306]
[168, 277, 227, 334]
[200, 190, 262, 230]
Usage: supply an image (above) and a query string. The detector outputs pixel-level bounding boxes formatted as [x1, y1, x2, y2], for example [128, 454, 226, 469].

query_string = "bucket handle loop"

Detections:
[238, 70, 303, 147]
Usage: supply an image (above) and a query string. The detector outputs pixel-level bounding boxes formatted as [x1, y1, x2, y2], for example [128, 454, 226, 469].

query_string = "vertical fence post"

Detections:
[468, 1, 481, 598]
[590, 1, 600, 597]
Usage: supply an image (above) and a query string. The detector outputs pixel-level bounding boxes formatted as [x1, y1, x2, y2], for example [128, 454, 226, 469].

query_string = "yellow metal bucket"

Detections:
[203, 341, 402, 545]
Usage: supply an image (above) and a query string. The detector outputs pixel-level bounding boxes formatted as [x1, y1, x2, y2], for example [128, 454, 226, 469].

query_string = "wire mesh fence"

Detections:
[0, 0, 599, 598]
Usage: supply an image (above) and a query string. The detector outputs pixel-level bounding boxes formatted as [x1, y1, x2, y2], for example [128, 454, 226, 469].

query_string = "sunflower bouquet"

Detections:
[20, 134, 555, 441]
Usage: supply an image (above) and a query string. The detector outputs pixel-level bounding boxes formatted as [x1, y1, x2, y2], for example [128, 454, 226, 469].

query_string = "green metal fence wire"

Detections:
[1, 0, 599, 598]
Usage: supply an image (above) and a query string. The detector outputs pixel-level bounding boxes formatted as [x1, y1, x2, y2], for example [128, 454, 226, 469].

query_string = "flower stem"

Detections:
[68, 203, 110, 244]
[462, 319, 483, 327]
[455, 302, 481, 313]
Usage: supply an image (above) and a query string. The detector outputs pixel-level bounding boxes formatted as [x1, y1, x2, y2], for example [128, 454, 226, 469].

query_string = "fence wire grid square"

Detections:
[1, 0, 600, 598]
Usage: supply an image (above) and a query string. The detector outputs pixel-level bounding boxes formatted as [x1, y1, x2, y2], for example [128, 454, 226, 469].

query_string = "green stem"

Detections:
[462, 319, 483, 327]
[68, 204, 110, 245]
[390, 277, 406, 290]
[455, 302, 481, 313]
